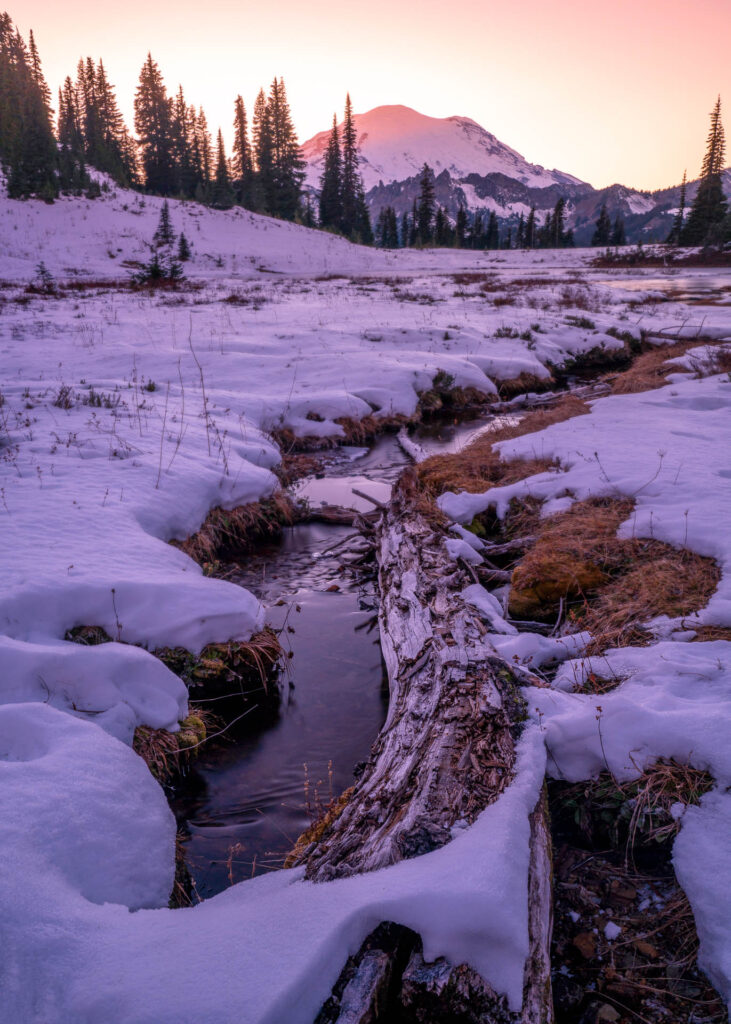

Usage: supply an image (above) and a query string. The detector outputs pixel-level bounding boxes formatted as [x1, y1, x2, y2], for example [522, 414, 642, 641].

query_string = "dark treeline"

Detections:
[0, 13, 355, 234]
[374, 163, 575, 251]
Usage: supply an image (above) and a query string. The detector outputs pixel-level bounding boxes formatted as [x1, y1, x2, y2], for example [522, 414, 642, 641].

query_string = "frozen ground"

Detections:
[1, 186, 730, 1021]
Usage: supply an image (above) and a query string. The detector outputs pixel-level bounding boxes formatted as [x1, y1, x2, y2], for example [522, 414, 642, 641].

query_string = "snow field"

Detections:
[438, 348, 731, 1003]
[2, 187, 731, 1020]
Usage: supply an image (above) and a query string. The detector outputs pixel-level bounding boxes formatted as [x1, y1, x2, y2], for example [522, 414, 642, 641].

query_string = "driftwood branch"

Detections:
[294, 471, 553, 1023]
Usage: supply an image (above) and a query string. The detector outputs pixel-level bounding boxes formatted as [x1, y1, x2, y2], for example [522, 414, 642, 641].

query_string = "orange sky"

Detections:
[15, 0, 731, 191]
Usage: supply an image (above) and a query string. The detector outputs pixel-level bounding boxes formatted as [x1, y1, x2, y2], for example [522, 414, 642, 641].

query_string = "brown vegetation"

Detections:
[177, 490, 295, 564]
[505, 497, 719, 649]
[418, 393, 589, 496]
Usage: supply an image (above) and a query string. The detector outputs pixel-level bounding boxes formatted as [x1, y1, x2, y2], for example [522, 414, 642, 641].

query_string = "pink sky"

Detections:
[15, 0, 731, 191]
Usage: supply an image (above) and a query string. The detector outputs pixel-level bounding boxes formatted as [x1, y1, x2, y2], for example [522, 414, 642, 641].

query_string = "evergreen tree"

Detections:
[153, 199, 175, 246]
[682, 97, 728, 245]
[267, 77, 305, 220]
[668, 170, 687, 245]
[319, 113, 343, 230]
[486, 211, 499, 249]
[385, 206, 399, 248]
[472, 212, 484, 249]
[210, 129, 234, 208]
[252, 87, 275, 212]
[134, 54, 176, 194]
[611, 215, 626, 246]
[538, 211, 552, 248]
[434, 206, 449, 245]
[552, 197, 567, 247]
[0, 14, 58, 198]
[400, 210, 411, 247]
[456, 205, 467, 248]
[592, 202, 612, 246]
[177, 231, 191, 261]
[171, 86, 196, 197]
[194, 108, 213, 201]
[516, 212, 525, 249]
[340, 93, 359, 235]
[232, 95, 254, 208]
[524, 206, 536, 248]
[416, 163, 435, 244]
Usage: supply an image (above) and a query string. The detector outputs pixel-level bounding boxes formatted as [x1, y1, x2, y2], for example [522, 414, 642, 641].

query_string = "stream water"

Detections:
[172, 415, 507, 898]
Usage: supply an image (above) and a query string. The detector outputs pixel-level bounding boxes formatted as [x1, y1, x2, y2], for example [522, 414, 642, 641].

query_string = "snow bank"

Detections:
[1, 722, 546, 1023]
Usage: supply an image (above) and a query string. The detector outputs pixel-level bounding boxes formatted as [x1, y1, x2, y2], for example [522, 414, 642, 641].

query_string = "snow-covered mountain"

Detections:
[301, 104, 678, 242]
[302, 105, 584, 192]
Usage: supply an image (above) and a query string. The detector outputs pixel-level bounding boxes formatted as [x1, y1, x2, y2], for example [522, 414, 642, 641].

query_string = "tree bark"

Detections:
[295, 470, 553, 1023]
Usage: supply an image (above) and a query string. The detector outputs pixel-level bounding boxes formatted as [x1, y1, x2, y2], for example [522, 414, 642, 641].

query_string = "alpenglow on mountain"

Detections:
[302, 104, 583, 192]
[302, 104, 714, 244]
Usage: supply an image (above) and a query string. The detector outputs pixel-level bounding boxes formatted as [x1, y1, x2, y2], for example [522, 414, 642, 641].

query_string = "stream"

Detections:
[171, 415, 507, 898]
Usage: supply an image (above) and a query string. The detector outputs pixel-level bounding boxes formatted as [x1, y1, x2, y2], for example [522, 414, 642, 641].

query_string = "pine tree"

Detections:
[340, 93, 359, 236]
[611, 215, 626, 246]
[210, 129, 234, 209]
[524, 206, 536, 248]
[456, 205, 467, 248]
[516, 212, 525, 249]
[153, 199, 175, 246]
[319, 114, 343, 230]
[434, 206, 447, 246]
[195, 108, 213, 200]
[400, 211, 411, 248]
[252, 87, 275, 212]
[232, 95, 254, 208]
[177, 232, 191, 261]
[134, 54, 176, 194]
[682, 98, 728, 245]
[591, 203, 612, 246]
[668, 170, 687, 245]
[267, 77, 305, 220]
[27, 30, 51, 109]
[0, 15, 58, 198]
[416, 163, 435, 244]
[486, 211, 499, 249]
[472, 212, 484, 249]
[552, 197, 567, 247]
[384, 206, 399, 248]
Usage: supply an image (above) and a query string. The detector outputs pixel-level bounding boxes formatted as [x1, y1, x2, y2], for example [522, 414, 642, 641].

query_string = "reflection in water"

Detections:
[171, 523, 388, 897]
[172, 411, 512, 897]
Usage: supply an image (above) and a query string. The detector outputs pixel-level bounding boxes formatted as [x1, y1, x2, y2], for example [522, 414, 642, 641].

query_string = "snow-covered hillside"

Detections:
[302, 104, 584, 192]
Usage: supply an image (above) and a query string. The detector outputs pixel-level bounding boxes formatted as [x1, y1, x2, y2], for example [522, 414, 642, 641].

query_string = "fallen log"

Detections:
[293, 470, 553, 1023]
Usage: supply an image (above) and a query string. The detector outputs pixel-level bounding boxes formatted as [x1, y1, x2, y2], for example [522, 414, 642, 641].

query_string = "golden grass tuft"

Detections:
[134, 705, 218, 784]
[155, 627, 283, 700]
[418, 393, 589, 497]
[509, 498, 634, 620]
[504, 496, 720, 645]
[178, 490, 295, 564]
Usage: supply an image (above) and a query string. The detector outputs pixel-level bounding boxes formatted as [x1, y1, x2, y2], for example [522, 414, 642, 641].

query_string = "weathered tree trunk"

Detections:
[294, 470, 553, 1023]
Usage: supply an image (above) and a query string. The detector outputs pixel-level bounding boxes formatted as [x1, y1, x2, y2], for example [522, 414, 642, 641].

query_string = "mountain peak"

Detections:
[302, 104, 583, 191]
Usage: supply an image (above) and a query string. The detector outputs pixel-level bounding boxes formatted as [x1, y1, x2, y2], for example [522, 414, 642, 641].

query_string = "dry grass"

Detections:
[178, 490, 294, 564]
[156, 628, 283, 699]
[418, 393, 589, 497]
[692, 624, 731, 642]
[496, 372, 555, 400]
[133, 706, 218, 784]
[609, 338, 713, 395]
[506, 497, 720, 638]
[580, 540, 720, 652]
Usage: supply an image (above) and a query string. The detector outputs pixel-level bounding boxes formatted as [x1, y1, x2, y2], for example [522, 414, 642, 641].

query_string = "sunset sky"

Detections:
[15, 0, 731, 192]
